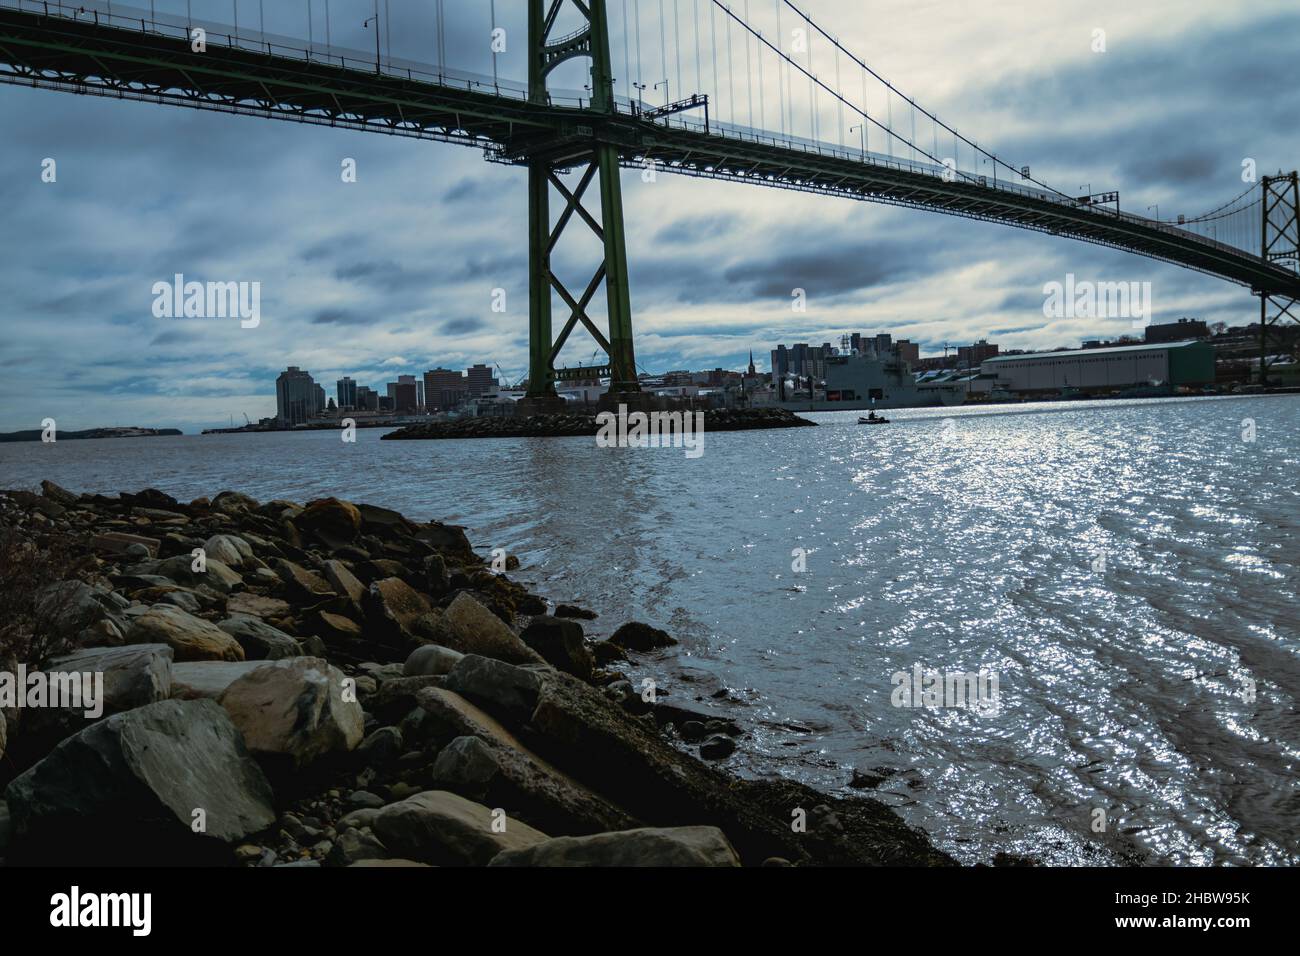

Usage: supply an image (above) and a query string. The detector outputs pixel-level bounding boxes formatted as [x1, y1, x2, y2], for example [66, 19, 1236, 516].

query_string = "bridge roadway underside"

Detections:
[1, 7, 1298, 299]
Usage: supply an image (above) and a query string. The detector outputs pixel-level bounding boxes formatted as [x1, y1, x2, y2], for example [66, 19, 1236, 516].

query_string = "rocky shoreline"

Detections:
[0, 481, 951, 867]
[381, 406, 816, 440]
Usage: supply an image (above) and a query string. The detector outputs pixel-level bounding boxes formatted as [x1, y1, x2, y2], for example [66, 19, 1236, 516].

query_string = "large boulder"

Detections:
[439, 655, 547, 727]
[520, 615, 595, 680]
[12, 645, 177, 752]
[125, 605, 245, 662]
[226, 592, 292, 620]
[131, 555, 243, 594]
[216, 657, 364, 767]
[364, 577, 433, 644]
[3, 699, 275, 864]
[421, 687, 637, 835]
[321, 560, 366, 605]
[271, 558, 335, 601]
[40, 479, 79, 506]
[437, 657, 943, 865]
[356, 502, 413, 538]
[203, 534, 254, 569]
[295, 498, 362, 547]
[370, 790, 548, 866]
[91, 532, 160, 559]
[212, 490, 259, 516]
[35, 580, 130, 648]
[608, 621, 678, 652]
[403, 644, 463, 677]
[217, 615, 302, 660]
[489, 826, 742, 867]
[440, 593, 545, 666]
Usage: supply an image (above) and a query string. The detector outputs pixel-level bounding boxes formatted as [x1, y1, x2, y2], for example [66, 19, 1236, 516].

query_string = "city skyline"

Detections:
[1, 0, 1296, 431]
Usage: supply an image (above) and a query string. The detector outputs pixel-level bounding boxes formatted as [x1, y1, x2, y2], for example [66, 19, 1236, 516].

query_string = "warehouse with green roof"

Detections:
[981, 340, 1215, 395]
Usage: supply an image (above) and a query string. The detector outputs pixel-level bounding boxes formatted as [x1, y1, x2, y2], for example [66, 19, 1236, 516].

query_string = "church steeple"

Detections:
[747, 350, 756, 376]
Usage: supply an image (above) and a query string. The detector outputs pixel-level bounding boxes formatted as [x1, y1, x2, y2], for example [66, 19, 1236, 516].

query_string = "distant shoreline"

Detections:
[0, 426, 183, 443]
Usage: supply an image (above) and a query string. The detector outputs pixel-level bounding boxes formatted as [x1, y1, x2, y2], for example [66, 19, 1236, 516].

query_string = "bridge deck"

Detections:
[1, 2, 1296, 298]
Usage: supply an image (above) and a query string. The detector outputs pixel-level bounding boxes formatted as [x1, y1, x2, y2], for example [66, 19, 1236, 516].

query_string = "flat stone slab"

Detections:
[171, 661, 278, 700]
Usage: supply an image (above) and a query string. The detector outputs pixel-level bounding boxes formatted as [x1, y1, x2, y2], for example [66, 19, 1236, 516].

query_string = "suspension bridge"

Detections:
[1, 0, 1296, 400]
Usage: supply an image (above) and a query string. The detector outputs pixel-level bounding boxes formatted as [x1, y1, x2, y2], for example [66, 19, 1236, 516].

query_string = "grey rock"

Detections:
[700, 734, 737, 760]
[326, 827, 389, 866]
[217, 615, 302, 660]
[608, 621, 678, 652]
[420, 688, 638, 836]
[430, 736, 504, 798]
[217, 657, 364, 767]
[170, 661, 276, 700]
[124, 604, 245, 662]
[402, 643, 464, 677]
[489, 826, 742, 867]
[212, 490, 259, 516]
[3, 699, 275, 864]
[202, 534, 254, 569]
[337, 808, 381, 831]
[371, 790, 548, 866]
[36, 580, 128, 646]
[441, 593, 545, 666]
[520, 615, 595, 680]
[439, 655, 545, 727]
[46, 643, 174, 716]
[356, 727, 403, 766]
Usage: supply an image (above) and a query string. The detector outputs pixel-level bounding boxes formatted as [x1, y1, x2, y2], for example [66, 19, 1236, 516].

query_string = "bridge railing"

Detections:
[0, 0, 596, 109]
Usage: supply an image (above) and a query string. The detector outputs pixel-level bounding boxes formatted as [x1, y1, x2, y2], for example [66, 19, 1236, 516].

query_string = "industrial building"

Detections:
[981, 340, 1215, 395]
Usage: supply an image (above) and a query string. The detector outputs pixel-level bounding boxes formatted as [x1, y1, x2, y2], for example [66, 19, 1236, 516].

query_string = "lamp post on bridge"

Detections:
[363, 3, 380, 75]
[654, 79, 670, 108]
[850, 123, 865, 161]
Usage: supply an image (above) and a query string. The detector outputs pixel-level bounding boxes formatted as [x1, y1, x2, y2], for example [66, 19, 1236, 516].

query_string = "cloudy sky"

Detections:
[1, 0, 1296, 431]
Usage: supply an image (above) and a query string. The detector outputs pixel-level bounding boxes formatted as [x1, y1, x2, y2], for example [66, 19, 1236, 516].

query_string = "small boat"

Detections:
[858, 414, 890, 425]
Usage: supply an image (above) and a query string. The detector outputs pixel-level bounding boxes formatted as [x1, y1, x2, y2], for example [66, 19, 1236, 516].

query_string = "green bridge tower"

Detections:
[520, 0, 640, 413]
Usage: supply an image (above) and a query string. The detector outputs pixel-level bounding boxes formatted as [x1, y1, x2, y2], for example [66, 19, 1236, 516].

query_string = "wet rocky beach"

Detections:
[0, 481, 949, 868]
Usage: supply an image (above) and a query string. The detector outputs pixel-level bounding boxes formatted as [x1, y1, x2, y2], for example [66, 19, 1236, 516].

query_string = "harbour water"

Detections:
[2, 394, 1296, 865]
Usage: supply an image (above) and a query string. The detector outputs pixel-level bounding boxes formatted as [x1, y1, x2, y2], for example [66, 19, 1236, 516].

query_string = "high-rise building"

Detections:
[465, 363, 498, 397]
[789, 343, 809, 378]
[275, 366, 322, 425]
[355, 385, 378, 411]
[336, 376, 357, 409]
[896, 340, 920, 365]
[390, 375, 419, 413]
[424, 367, 468, 411]
[396, 374, 421, 412]
[770, 345, 790, 379]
